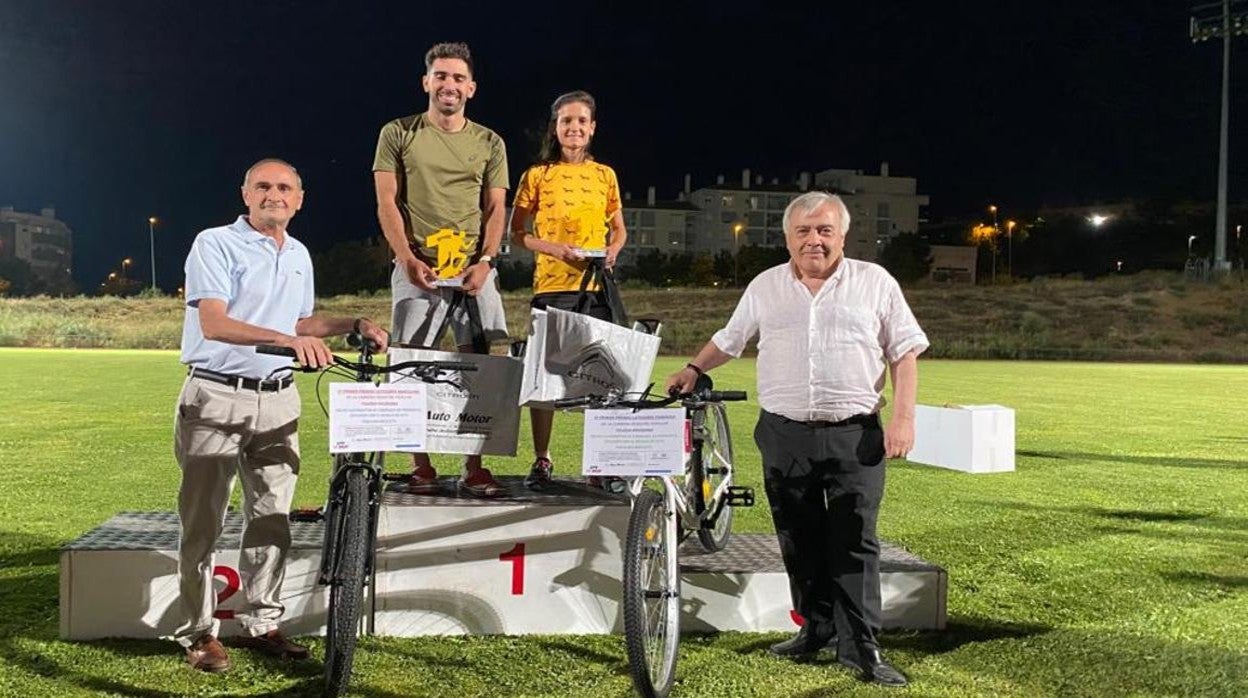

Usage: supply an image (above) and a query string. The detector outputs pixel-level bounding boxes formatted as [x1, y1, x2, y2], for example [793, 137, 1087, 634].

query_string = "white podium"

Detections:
[373, 478, 630, 635]
[59, 512, 329, 640]
[910, 404, 1016, 473]
[60, 481, 947, 640]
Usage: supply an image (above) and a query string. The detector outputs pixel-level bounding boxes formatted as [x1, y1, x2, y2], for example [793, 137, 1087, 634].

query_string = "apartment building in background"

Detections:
[0, 206, 74, 282]
[689, 163, 929, 262]
[503, 162, 928, 264]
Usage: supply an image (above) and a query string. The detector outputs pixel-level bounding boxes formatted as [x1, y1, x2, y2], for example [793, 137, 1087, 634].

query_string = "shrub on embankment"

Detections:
[1, 272, 1244, 361]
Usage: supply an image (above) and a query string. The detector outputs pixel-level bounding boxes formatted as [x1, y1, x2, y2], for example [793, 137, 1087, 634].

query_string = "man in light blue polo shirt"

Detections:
[174, 158, 388, 673]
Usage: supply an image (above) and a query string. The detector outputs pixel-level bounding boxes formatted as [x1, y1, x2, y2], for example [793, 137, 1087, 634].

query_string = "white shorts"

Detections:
[390, 264, 509, 348]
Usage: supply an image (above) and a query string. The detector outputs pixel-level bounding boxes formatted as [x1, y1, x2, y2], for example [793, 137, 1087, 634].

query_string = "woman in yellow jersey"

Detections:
[510, 90, 628, 490]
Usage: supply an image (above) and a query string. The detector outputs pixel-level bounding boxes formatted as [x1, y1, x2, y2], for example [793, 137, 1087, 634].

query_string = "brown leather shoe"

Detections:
[233, 629, 310, 660]
[185, 635, 230, 673]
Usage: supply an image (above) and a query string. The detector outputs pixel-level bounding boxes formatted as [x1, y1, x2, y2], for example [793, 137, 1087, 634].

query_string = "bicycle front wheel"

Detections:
[695, 402, 735, 552]
[623, 486, 680, 698]
[324, 467, 370, 697]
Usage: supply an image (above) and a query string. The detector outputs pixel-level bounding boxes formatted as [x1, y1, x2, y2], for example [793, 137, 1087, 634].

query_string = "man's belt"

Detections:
[770, 411, 879, 428]
[189, 367, 293, 392]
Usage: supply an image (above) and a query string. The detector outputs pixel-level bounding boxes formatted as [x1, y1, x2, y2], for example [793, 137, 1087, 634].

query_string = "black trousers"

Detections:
[754, 409, 886, 648]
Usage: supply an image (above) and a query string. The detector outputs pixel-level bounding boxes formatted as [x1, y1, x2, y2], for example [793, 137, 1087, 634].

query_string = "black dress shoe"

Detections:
[838, 645, 907, 687]
[768, 623, 837, 659]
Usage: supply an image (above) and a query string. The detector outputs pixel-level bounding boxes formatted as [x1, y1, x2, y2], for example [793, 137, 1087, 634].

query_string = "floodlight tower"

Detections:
[1190, 0, 1248, 272]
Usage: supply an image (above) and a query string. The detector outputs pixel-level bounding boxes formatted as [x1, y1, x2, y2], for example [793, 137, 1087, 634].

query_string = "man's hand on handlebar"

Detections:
[664, 366, 699, 396]
[356, 319, 390, 353]
[276, 335, 334, 369]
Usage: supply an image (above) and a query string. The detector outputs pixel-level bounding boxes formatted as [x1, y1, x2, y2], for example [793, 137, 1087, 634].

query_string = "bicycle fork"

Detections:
[317, 460, 383, 587]
[664, 483, 680, 581]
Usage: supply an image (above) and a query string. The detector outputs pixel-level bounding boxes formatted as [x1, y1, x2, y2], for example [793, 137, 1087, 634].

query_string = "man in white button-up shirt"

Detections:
[667, 191, 927, 687]
[174, 159, 388, 673]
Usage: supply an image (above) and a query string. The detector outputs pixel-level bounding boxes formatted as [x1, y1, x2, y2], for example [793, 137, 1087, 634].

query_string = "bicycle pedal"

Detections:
[724, 486, 755, 507]
[643, 589, 679, 599]
[289, 508, 324, 522]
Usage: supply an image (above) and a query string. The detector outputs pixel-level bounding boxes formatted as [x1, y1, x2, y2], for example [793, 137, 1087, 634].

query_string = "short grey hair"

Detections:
[242, 158, 302, 190]
[782, 191, 851, 235]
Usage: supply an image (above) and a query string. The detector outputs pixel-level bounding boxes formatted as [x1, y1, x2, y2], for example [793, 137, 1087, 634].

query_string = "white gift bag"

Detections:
[387, 347, 522, 456]
[519, 307, 661, 407]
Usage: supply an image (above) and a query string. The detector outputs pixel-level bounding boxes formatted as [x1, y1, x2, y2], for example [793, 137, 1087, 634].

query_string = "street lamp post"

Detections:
[1006, 220, 1016, 278]
[121, 257, 132, 279]
[147, 217, 158, 291]
[1188, 234, 1199, 257]
[732, 222, 744, 286]
[1238, 224, 1244, 269]
[988, 205, 999, 283]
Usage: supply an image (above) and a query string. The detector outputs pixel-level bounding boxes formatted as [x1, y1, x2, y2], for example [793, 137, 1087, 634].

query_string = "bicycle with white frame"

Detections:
[553, 375, 752, 698]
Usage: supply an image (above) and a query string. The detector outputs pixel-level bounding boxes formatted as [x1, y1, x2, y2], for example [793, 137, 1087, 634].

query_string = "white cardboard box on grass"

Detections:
[909, 404, 1015, 473]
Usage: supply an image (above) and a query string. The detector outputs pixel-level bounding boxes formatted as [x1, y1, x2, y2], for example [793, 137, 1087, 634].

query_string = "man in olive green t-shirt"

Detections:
[372, 41, 510, 498]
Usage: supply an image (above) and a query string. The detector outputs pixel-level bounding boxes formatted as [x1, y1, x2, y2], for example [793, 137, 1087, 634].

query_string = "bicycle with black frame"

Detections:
[257, 333, 476, 697]
[552, 375, 753, 698]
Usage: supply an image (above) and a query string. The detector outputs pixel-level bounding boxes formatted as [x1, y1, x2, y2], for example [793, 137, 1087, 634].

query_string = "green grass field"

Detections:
[1, 349, 1246, 697]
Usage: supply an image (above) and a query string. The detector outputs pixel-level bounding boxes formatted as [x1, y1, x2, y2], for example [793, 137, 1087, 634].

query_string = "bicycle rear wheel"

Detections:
[324, 466, 370, 697]
[623, 486, 680, 698]
[695, 402, 735, 552]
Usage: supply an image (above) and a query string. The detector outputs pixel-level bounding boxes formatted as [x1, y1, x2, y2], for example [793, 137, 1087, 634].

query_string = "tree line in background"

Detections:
[2, 201, 1243, 297]
[307, 241, 796, 295]
[0, 258, 78, 297]
[922, 201, 1248, 282]
[300, 201, 1247, 295]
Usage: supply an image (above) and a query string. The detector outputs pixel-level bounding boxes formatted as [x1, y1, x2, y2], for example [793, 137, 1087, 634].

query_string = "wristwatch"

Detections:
[478, 254, 497, 269]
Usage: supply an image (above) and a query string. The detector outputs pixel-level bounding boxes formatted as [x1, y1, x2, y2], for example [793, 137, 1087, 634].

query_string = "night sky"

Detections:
[1, 0, 1245, 290]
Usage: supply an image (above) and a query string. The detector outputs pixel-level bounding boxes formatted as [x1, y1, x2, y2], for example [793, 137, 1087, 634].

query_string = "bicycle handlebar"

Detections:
[256, 345, 299, 358]
[552, 387, 747, 410]
[704, 390, 748, 402]
[256, 344, 477, 376]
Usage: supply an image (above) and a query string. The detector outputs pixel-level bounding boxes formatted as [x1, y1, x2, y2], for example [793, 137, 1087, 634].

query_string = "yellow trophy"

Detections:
[567, 206, 608, 258]
[426, 228, 474, 287]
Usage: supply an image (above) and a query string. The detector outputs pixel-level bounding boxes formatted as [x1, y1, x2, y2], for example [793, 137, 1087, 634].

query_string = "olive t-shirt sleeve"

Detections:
[372, 121, 402, 173]
[485, 134, 509, 190]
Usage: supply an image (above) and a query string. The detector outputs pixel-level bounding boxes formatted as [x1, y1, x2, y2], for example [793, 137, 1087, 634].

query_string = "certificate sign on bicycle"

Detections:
[582, 408, 686, 476]
[329, 383, 428, 453]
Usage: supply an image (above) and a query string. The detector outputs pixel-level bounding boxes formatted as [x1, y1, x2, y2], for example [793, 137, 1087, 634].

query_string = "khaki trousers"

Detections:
[172, 374, 301, 646]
